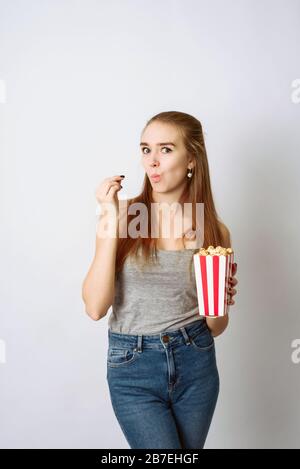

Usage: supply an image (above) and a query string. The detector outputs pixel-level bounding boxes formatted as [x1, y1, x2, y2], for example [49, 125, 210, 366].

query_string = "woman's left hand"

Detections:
[227, 262, 238, 305]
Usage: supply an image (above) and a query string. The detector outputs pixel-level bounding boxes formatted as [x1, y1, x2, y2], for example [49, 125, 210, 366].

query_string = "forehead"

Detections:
[141, 122, 181, 144]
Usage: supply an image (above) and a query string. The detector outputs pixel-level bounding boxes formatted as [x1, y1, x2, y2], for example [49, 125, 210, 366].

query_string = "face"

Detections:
[140, 122, 193, 195]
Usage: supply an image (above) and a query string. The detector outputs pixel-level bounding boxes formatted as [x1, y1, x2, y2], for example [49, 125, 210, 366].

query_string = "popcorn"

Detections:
[193, 246, 234, 318]
[198, 245, 233, 256]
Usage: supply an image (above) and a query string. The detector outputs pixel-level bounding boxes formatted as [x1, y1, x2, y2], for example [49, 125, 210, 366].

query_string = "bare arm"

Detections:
[81, 214, 118, 321]
[205, 222, 231, 337]
[81, 176, 125, 321]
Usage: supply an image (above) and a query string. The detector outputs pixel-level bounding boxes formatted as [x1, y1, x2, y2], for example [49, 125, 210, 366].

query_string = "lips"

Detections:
[150, 174, 161, 182]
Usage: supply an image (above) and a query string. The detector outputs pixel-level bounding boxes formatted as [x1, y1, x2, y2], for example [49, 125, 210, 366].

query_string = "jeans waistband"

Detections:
[108, 318, 208, 351]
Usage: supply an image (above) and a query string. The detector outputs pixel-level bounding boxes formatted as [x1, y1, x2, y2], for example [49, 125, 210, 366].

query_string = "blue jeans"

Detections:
[106, 318, 220, 449]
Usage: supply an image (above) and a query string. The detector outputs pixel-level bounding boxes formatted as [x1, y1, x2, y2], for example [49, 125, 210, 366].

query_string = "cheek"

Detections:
[164, 162, 186, 180]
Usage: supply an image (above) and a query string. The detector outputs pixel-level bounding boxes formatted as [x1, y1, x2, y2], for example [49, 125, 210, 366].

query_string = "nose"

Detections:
[149, 154, 160, 168]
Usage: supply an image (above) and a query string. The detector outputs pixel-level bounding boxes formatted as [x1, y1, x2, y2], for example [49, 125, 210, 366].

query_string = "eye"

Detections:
[141, 147, 172, 155]
[161, 147, 172, 153]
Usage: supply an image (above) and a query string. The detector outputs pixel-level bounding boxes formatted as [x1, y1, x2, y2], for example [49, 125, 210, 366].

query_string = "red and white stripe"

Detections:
[193, 253, 234, 317]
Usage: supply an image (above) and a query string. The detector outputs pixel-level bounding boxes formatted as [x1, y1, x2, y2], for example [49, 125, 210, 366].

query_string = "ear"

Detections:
[187, 155, 196, 167]
[190, 160, 196, 170]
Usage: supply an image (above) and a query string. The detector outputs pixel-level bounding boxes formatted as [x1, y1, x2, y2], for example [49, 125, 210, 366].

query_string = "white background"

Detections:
[0, 0, 299, 449]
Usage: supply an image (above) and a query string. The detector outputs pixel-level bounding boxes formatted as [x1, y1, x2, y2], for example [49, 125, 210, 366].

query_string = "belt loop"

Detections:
[135, 334, 143, 353]
[180, 326, 191, 345]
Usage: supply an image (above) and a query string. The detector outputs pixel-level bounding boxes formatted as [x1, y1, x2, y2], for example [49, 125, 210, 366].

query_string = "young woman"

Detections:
[82, 111, 238, 449]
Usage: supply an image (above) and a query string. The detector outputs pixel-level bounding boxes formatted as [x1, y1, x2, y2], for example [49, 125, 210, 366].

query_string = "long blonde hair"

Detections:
[116, 111, 228, 274]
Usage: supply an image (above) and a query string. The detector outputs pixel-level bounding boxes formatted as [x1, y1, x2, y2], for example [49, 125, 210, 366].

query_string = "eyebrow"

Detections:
[139, 142, 176, 147]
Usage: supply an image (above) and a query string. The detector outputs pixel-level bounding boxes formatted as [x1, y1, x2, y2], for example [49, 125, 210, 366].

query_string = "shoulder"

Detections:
[218, 221, 231, 248]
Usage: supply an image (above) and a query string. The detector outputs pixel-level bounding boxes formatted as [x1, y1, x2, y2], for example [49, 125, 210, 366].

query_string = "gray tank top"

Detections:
[108, 247, 203, 335]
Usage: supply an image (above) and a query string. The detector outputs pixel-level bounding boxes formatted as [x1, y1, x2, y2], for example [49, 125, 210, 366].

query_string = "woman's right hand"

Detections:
[95, 175, 125, 214]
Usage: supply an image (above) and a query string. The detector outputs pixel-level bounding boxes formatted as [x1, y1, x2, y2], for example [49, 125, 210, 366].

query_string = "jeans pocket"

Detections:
[107, 346, 139, 368]
[190, 325, 215, 352]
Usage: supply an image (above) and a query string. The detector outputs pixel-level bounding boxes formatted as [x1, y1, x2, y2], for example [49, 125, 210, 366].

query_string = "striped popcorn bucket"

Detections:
[193, 251, 235, 317]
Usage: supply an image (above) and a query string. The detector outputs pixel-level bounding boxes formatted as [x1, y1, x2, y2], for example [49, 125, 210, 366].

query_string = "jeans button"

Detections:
[162, 335, 169, 343]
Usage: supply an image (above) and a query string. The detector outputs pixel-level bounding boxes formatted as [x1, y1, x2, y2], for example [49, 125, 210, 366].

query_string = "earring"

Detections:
[187, 168, 193, 178]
